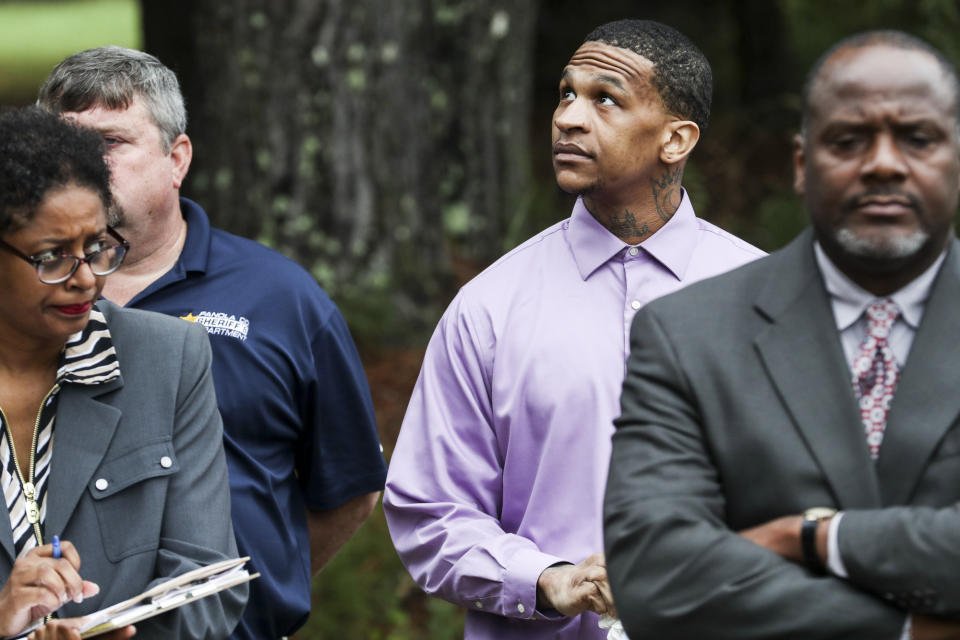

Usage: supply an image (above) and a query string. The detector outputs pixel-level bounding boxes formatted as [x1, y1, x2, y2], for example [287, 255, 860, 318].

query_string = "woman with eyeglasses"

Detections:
[0, 108, 246, 639]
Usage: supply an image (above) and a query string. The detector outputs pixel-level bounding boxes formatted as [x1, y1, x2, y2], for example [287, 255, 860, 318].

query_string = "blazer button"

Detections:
[160, 456, 173, 468]
[95, 478, 108, 491]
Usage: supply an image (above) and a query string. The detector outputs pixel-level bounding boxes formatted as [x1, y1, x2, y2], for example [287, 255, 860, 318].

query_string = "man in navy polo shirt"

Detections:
[38, 47, 387, 639]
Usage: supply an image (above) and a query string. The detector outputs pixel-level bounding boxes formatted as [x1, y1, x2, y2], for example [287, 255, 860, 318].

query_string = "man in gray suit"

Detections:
[605, 31, 960, 639]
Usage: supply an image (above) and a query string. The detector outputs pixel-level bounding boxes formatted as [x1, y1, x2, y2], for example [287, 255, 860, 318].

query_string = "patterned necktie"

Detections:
[850, 298, 900, 459]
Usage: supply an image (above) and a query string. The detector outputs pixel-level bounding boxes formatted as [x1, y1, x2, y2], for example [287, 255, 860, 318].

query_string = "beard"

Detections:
[829, 187, 930, 261]
[833, 226, 929, 260]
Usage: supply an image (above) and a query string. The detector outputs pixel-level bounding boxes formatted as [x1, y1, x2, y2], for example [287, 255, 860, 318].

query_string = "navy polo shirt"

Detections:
[127, 198, 387, 639]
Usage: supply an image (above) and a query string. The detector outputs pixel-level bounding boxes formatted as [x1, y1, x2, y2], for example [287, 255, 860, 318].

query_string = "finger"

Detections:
[55, 541, 82, 571]
[48, 559, 86, 605]
[573, 580, 603, 614]
[16, 584, 62, 618]
[32, 563, 65, 597]
[18, 546, 84, 604]
[21, 560, 87, 609]
[582, 566, 607, 583]
[583, 552, 605, 567]
[32, 619, 83, 640]
[584, 586, 609, 616]
[81, 581, 100, 599]
[594, 577, 616, 616]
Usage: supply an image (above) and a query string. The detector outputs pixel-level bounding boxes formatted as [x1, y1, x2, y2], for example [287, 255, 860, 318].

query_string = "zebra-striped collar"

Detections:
[57, 304, 121, 386]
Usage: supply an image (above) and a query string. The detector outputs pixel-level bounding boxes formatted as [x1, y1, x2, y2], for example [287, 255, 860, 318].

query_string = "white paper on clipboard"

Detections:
[77, 556, 257, 638]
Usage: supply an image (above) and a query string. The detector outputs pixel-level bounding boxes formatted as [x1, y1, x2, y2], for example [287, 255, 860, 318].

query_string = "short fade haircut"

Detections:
[801, 30, 960, 136]
[584, 19, 712, 131]
[0, 106, 112, 235]
[37, 45, 187, 153]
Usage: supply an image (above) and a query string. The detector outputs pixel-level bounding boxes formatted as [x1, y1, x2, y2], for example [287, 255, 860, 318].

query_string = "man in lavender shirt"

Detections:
[384, 19, 763, 639]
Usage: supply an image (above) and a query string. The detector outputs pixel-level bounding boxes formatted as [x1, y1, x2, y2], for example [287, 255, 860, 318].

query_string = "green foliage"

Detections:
[784, 0, 960, 69]
[681, 161, 710, 217]
[751, 192, 808, 251]
[303, 507, 464, 639]
[0, 0, 141, 105]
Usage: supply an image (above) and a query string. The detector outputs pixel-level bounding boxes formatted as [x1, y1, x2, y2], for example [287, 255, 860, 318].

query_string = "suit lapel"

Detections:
[46, 378, 122, 537]
[0, 504, 13, 567]
[753, 230, 882, 509]
[876, 240, 960, 504]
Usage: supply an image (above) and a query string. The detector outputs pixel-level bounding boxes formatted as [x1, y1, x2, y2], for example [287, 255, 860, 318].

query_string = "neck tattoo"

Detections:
[608, 208, 650, 241]
[651, 165, 683, 223]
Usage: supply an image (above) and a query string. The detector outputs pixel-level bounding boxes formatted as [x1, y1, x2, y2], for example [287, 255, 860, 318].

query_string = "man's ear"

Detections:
[792, 133, 806, 195]
[170, 133, 193, 190]
[659, 120, 700, 165]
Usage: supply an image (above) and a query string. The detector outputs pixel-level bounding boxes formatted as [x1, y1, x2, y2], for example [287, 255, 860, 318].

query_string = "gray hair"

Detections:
[37, 46, 187, 152]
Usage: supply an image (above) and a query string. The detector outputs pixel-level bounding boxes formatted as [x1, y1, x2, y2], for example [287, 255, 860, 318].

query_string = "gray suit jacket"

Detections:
[0, 301, 247, 639]
[605, 229, 960, 639]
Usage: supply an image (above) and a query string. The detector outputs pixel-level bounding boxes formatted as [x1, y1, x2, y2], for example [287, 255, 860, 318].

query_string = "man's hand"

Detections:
[536, 553, 615, 617]
[739, 515, 805, 563]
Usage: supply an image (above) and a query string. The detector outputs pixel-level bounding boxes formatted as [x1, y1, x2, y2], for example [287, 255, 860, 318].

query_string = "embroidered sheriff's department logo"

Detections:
[180, 311, 249, 341]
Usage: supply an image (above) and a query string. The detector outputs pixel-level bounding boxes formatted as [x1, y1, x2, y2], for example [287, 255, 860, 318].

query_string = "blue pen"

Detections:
[52, 535, 61, 559]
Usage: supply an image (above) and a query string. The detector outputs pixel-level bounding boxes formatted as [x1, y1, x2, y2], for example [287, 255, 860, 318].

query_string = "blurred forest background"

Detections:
[3, 0, 960, 637]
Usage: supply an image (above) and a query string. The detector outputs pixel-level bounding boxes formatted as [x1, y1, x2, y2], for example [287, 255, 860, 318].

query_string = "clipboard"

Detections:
[76, 556, 258, 638]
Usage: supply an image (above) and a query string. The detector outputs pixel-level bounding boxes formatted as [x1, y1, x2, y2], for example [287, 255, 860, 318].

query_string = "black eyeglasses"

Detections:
[0, 227, 130, 284]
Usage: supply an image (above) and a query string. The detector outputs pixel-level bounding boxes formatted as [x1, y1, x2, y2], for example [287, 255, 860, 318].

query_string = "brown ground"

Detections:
[362, 346, 427, 454]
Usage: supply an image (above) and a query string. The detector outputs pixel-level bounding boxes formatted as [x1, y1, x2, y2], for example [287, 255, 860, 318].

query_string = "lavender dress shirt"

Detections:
[384, 194, 764, 639]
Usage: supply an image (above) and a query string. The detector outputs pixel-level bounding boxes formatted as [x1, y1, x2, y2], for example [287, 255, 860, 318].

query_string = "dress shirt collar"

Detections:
[814, 240, 945, 331]
[568, 189, 698, 281]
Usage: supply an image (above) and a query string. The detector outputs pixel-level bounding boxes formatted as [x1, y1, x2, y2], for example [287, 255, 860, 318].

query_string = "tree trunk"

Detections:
[141, 0, 538, 340]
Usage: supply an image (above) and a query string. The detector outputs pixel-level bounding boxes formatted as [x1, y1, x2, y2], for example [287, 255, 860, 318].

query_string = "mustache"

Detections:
[841, 189, 921, 214]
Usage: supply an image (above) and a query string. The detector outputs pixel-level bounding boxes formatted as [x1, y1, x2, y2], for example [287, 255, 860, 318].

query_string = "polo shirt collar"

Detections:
[126, 197, 211, 306]
[176, 197, 212, 275]
[568, 190, 698, 281]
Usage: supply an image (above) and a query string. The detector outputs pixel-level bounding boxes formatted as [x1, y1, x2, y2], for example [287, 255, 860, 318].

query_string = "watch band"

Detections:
[801, 507, 836, 575]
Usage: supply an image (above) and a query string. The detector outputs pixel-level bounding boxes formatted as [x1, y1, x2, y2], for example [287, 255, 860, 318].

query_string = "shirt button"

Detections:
[631, 300, 641, 310]
[474, 601, 483, 609]
[628, 247, 639, 256]
[160, 456, 173, 468]
[95, 478, 109, 491]
[517, 603, 525, 614]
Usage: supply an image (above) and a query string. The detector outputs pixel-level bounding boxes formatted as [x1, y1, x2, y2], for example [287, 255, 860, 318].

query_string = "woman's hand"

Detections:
[26, 619, 135, 640]
[0, 540, 99, 636]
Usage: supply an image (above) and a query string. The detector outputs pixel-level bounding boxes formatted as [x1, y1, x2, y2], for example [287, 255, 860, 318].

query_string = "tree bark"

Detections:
[141, 0, 538, 339]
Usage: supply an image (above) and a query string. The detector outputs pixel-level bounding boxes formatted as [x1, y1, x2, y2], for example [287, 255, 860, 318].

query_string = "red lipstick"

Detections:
[56, 302, 92, 315]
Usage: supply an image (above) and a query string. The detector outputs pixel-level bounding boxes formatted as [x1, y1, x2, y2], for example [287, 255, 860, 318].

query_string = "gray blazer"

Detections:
[605, 229, 960, 639]
[0, 300, 247, 638]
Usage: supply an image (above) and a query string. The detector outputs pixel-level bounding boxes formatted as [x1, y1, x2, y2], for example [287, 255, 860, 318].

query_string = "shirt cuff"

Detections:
[503, 546, 567, 620]
[826, 511, 848, 578]
[828, 514, 909, 638]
